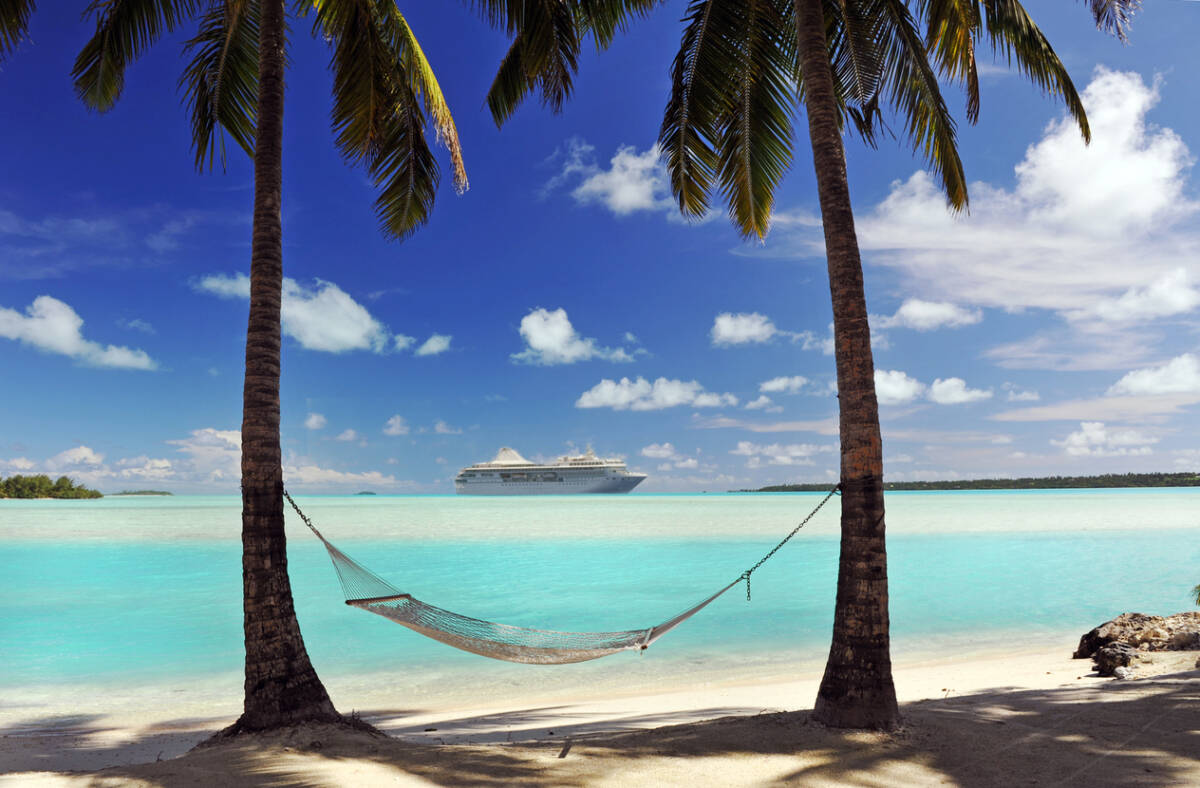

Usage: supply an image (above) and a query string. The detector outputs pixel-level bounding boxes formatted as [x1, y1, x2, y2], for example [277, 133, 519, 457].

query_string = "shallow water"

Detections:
[1, 490, 1196, 706]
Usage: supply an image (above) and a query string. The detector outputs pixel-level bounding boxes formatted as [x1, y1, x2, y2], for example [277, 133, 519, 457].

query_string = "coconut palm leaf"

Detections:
[660, 0, 734, 220]
[73, 0, 201, 111]
[476, 0, 661, 124]
[875, 0, 966, 208]
[826, 0, 885, 106]
[0, 0, 35, 61]
[976, 0, 1088, 141]
[714, 0, 794, 238]
[920, 0, 980, 122]
[309, 0, 462, 238]
[1086, 0, 1139, 42]
[180, 0, 260, 171]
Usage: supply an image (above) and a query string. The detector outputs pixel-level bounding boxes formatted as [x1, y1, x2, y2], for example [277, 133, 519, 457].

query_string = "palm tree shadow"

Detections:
[555, 672, 1200, 787]
[9, 672, 1198, 786]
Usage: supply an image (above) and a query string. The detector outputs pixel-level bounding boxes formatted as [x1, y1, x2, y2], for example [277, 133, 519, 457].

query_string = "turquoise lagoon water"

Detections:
[1, 490, 1196, 704]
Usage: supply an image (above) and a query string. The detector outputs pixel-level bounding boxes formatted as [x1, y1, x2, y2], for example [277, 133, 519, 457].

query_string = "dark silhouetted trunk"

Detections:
[795, 0, 900, 730]
[229, 0, 340, 732]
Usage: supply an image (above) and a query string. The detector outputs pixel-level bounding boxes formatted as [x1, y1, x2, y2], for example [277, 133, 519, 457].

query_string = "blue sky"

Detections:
[2, 3, 1199, 493]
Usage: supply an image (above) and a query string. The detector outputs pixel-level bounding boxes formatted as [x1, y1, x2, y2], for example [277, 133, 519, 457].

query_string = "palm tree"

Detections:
[475, 0, 1137, 729]
[0, 0, 35, 60]
[72, 0, 465, 732]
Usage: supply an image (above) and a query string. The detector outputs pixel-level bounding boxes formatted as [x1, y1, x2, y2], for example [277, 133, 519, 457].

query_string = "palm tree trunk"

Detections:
[795, 0, 900, 730]
[230, 0, 340, 731]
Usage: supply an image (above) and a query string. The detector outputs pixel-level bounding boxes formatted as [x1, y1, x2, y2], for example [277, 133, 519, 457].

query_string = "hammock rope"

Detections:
[284, 485, 839, 665]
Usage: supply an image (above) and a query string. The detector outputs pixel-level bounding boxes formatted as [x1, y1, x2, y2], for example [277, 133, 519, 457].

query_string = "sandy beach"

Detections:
[3, 640, 1197, 786]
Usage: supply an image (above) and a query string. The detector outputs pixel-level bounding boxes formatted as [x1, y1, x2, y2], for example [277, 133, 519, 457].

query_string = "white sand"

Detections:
[3, 641, 1197, 786]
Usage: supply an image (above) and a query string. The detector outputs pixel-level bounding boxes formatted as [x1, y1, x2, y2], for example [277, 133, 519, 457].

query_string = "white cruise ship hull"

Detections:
[454, 447, 647, 495]
[455, 474, 645, 495]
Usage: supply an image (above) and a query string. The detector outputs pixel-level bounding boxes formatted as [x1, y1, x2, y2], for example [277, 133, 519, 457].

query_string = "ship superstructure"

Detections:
[454, 448, 646, 495]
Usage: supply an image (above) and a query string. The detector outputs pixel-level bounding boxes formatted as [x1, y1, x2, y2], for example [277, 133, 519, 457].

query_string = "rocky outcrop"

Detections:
[1075, 612, 1200, 677]
[1093, 643, 1139, 677]
[1074, 612, 1200, 659]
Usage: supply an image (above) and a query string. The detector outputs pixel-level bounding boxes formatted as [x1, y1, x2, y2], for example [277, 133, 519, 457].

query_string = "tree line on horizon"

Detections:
[0, 474, 102, 499]
[0, 0, 1139, 736]
[752, 472, 1200, 492]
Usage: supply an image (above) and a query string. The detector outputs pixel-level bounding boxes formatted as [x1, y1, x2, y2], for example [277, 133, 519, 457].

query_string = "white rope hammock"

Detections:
[285, 487, 838, 665]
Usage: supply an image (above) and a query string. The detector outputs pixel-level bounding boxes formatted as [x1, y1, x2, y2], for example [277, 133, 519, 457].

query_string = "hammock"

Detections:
[285, 487, 838, 665]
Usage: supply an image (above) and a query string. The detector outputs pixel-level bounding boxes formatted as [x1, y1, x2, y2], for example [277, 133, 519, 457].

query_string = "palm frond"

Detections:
[827, 0, 884, 106]
[576, 0, 662, 47]
[876, 0, 967, 209]
[381, 4, 467, 192]
[73, 0, 200, 111]
[921, 0, 980, 122]
[486, 35, 533, 126]
[979, 0, 1088, 142]
[1084, 0, 1139, 43]
[713, 0, 794, 239]
[482, 0, 581, 125]
[0, 0, 36, 61]
[179, 0, 259, 172]
[310, 0, 459, 238]
[371, 80, 438, 241]
[659, 0, 730, 219]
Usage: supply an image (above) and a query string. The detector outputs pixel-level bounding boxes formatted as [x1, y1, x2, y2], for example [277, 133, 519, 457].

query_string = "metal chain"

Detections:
[739, 484, 840, 601]
[282, 488, 319, 535]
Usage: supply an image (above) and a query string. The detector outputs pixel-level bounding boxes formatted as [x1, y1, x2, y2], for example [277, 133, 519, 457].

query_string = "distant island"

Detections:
[113, 490, 173, 496]
[747, 472, 1200, 492]
[355, 491, 377, 495]
[0, 474, 103, 499]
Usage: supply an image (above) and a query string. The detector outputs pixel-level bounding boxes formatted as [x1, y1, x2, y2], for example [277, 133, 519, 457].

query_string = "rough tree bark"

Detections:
[228, 0, 341, 732]
[795, 0, 900, 731]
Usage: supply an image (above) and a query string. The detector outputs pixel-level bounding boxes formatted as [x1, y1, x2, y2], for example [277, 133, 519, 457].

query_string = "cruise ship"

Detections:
[454, 447, 647, 495]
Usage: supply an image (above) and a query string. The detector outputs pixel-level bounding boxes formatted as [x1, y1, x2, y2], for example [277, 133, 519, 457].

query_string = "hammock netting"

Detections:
[314, 531, 740, 664]
[287, 485, 837, 665]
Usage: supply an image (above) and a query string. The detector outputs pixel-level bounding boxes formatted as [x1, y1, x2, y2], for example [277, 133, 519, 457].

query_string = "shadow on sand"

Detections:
[3, 671, 1197, 786]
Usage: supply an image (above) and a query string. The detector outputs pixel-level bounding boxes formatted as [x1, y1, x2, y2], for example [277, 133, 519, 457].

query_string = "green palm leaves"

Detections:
[71, 0, 465, 240]
[0, 0, 37, 60]
[480, 0, 1138, 241]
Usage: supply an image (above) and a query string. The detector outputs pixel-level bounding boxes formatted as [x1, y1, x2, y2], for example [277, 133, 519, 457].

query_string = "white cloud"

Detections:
[730, 440, 832, 467]
[415, 334, 452, 357]
[744, 395, 775, 411]
[0, 295, 156, 370]
[383, 415, 410, 436]
[511, 307, 633, 364]
[874, 370, 926, 405]
[119, 318, 155, 334]
[433, 420, 462, 435]
[641, 442, 678, 459]
[546, 139, 677, 217]
[692, 415, 839, 435]
[394, 334, 416, 351]
[1071, 268, 1200, 323]
[166, 428, 241, 483]
[760, 375, 809, 394]
[928, 378, 993, 405]
[335, 429, 359, 442]
[576, 376, 738, 411]
[46, 446, 105, 470]
[673, 458, 699, 469]
[995, 393, 1200, 422]
[196, 274, 398, 353]
[1004, 384, 1040, 402]
[282, 464, 402, 489]
[711, 313, 781, 346]
[305, 413, 327, 430]
[1108, 354, 1200, 396]
[755, 69, 1200, 372]
[873, 299, 982, 331]
[1051, 421, 1157, 456]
